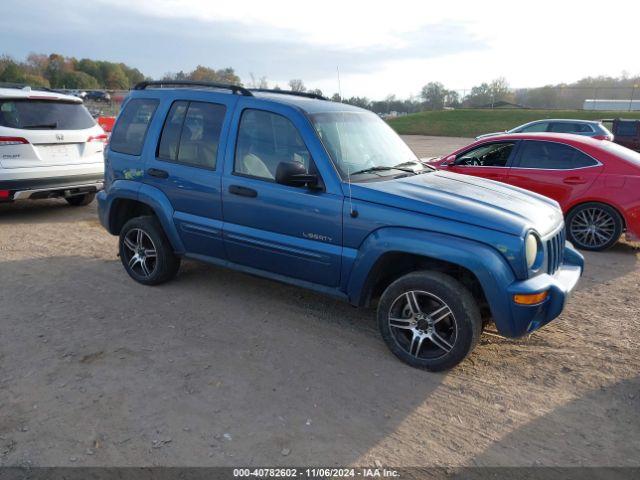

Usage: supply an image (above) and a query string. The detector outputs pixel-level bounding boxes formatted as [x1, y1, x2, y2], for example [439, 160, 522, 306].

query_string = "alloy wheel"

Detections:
[388, 290, 457, 360]
[569, 207, 616, 249]
[122, 228, 158, 279]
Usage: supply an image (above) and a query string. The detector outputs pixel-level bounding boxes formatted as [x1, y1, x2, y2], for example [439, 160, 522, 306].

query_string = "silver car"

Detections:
[476, 119, 614, 141]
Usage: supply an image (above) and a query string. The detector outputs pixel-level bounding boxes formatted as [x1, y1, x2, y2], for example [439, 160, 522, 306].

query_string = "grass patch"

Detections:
[388, 109, 640, 137]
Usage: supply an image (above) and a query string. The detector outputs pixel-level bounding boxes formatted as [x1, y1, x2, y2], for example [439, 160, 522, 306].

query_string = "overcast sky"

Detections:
[3, 0, 638, 99]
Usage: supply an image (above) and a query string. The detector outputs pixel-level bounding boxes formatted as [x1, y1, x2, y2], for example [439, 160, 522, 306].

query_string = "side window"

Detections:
[234, 109, 312, 182]
[456, 142, 515, 167]
[548, 122, 591, 133]
[157, 101, 226, 169]
[517, 141, 598, 169]
[519, 122, 548, 133]
[110, 99, 159, 155]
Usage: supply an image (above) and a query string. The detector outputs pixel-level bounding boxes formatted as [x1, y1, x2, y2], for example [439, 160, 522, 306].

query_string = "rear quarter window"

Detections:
[0, 99, 95, 130]
[110, 98, 159, 156]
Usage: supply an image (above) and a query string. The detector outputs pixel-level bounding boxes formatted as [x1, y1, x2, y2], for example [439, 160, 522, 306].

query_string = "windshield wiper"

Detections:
[350, 165, 416, 176]
[393, 160, 436, 171]
[22, 122, 58, 129]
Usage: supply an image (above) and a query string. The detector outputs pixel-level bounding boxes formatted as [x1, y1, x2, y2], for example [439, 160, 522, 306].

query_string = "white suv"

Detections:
[0, 86, 105, 206]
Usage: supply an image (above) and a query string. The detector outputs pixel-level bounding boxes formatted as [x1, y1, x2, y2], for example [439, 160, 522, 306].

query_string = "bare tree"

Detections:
[288, 79, 306, 92]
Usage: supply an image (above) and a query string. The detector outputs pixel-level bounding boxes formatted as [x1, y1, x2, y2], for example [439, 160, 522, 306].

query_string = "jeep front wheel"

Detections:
[377, 271, 482, 371]
[119, 216, 180, 285]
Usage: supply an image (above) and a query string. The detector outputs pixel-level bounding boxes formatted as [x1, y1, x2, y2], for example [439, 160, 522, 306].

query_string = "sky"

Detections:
[2, 0, 639, 99]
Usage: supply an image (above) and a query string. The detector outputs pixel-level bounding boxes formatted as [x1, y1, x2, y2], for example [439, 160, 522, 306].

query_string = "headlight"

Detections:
[525, 232, 539, 269]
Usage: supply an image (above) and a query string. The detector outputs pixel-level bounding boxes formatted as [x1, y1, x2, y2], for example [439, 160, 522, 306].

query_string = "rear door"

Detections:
[0, 98, 103, 168]
[448, 141, 517, 182]
[506, 140, 603, 207]
[143, 94, 236, 259]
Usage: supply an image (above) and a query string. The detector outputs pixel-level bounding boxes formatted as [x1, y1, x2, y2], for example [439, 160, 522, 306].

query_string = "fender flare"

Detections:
[102, 181, 185, 254]
[346, 227, 518, 334]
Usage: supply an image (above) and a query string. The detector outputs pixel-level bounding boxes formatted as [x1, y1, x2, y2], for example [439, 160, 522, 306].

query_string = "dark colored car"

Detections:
[97, 81, 583, 371]
[430, 133, 640, 251]
[85, 91, 111, 103]
[605, 119, 640, 152]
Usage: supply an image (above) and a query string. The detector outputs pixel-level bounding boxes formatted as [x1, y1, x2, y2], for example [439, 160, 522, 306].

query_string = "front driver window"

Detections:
[234, 109, 312, 182]
[456, 142, 515, 167]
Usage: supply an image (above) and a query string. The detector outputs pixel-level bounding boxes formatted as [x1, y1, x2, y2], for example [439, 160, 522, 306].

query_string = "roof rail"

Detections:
[249, 88, 327, 100]
[134, 80, 253, 96]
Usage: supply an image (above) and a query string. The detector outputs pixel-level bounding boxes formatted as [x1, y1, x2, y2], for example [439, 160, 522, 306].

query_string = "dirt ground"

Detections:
[0, 135, 638, 468]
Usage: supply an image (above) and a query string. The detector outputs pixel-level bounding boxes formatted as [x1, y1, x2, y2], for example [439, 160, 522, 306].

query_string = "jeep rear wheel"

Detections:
[119, 216, 180, 285]
[377, 271, 482, 371]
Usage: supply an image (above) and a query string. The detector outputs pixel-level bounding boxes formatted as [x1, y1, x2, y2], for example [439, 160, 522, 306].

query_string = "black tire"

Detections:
[566, 202, 623, 251]
[119, 216, 180, 285]
[377, 271, 482, 371]
[65, 192, 96, 206]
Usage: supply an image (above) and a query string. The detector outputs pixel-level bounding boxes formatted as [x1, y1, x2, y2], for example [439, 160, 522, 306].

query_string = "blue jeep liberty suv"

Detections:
[98, 81, 584, 371]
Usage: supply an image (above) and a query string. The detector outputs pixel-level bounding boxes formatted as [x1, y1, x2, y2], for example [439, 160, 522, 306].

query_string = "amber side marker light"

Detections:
[513, 291, 549, 305]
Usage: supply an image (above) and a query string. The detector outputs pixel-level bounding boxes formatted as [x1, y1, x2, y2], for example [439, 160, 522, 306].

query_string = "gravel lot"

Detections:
[0, 136, 638, 468]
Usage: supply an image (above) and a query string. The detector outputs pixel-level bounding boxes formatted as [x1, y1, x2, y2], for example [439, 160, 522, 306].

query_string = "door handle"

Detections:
[147, 168, 169, 179]
[563, 176, 587, 185]
[229, 185, 258, 198]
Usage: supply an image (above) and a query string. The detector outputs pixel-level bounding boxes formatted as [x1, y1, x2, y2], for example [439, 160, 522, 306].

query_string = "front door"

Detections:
[448, 141, 517, 182]
[221, 106, 343, 287]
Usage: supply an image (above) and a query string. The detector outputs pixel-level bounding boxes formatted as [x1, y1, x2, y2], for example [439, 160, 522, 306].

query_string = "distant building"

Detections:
[583, 99, 640, 111]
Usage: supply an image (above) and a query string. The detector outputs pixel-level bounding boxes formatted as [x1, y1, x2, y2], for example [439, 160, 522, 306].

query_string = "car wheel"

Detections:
[65, 192, 96, 206]
[377, 271, 482, 371]
[566, 202, 622, 251]
[119, 216, 180, 285]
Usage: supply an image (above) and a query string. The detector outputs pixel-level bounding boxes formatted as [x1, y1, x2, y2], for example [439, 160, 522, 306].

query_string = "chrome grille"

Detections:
[546, 227, 566, 274]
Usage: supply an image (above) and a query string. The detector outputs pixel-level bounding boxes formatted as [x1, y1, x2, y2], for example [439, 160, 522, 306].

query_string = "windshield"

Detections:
[601, 141, 640, 167]
[310, 111, 420, 179]
[0, 99, 95, 130]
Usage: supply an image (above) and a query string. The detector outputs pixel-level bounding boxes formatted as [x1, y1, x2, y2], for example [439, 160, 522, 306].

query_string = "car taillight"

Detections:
[0, 190, 11, 200]
[87, 134, 108, 143]
[0, 136, 29, 146]
[593, 134, 614, 141]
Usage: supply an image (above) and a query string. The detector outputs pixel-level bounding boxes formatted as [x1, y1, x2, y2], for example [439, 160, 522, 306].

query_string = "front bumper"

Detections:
[499, 242, 584, 338]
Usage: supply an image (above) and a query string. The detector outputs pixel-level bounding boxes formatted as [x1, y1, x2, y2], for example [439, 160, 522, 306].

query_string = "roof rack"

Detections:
[249, 88, 327, 100]
[134, 80, 253, 96]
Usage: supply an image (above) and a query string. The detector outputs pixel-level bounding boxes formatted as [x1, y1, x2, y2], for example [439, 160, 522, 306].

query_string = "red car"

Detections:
[430, 133, 640, 251]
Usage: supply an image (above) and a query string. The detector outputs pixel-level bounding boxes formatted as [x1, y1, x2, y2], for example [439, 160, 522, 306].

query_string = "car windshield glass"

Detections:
[0, 99, 95, 130]
[310, 111, 421, 179]
[601, 141, 640, 166]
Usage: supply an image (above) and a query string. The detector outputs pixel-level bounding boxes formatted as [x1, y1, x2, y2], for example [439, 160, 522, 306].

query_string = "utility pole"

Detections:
[629, 84, 638, 112]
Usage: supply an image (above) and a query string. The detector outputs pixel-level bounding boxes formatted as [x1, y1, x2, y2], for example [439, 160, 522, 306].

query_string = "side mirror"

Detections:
[275, 161, 318, 188]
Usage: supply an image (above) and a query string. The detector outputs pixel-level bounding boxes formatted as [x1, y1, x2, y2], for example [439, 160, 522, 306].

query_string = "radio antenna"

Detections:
[337, 66, 342, 101]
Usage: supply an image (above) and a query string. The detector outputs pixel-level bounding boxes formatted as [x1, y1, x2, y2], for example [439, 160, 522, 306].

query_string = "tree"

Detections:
[100, 63, 129, 89]
[248, 73, 269, 89]
[308, 88, 323, 97]
[420, 82, 447, 110]
[59, 71, 99, 89]
[464, 77, 513, 107]
[288, 79, 306, 92]
[189, 65, 241, 84]
[331, 93, 342, 102]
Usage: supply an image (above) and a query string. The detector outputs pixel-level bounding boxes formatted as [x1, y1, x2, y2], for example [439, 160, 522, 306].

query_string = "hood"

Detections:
[349, 170, 563, 237]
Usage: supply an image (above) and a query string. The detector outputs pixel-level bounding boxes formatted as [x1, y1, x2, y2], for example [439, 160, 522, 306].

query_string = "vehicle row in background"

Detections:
[429, 133, 640, 251]
[0, 86, 105, 205]
[476, 119, 613, 141]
